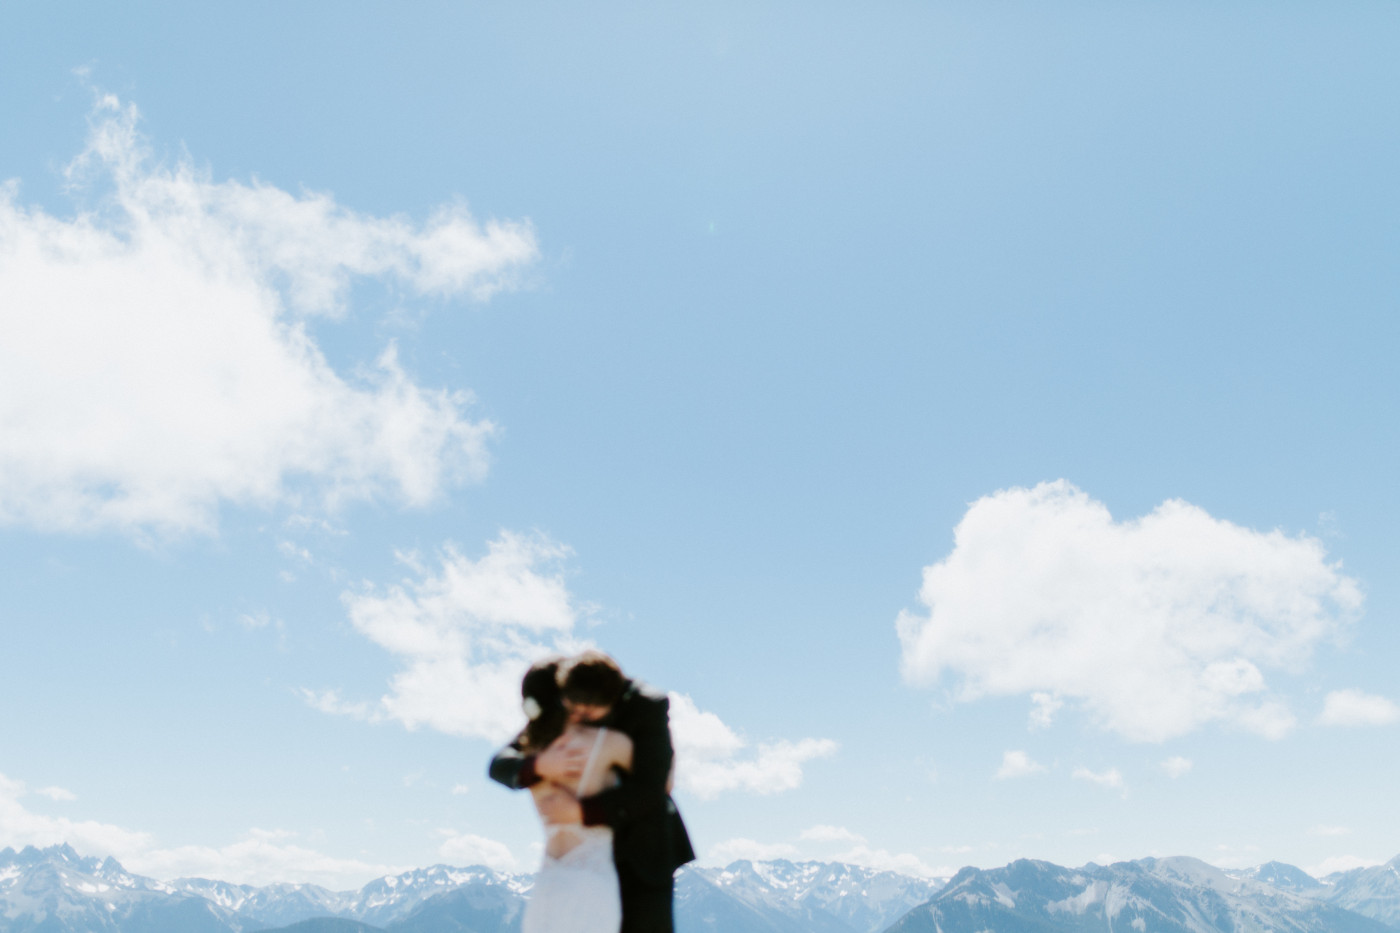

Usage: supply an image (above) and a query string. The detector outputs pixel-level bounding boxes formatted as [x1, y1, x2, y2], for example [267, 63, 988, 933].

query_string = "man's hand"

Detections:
[536, 790, 583, 825]
[534, 737, 587, 784]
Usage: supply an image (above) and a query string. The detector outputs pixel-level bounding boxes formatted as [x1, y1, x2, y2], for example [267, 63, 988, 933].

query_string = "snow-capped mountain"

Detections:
[0, 843, 250, 932]
[1228, 860, 1329, 896]
[888, 856, 1394, 933]
[681, 860, 947, 933]
[7, 843, 1400, 933]
[1325, 855, 1400, 928]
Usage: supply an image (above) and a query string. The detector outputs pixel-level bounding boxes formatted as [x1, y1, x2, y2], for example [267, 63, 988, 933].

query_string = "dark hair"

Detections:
[519, 657, 567, 753]
[557, 650, 625, 707]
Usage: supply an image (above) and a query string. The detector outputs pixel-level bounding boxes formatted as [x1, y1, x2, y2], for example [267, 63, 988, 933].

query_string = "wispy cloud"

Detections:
[34, 786, 77, 802]
[1072, 766, 1126, 795]
[898, 481, 1360, 742]
[1160, 756, 1193, 778]
[0, 94, 535, 537]
[707, 838, 799, 864]
[994, 750, 1045, 780]
[1317, 689, 1400, 727]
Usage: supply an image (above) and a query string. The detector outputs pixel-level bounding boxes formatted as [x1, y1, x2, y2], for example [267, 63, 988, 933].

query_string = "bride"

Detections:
[516, 658, 634, 933]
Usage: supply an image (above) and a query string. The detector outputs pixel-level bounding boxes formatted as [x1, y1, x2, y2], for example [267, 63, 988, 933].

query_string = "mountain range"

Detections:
[3, 843, 1399, 933]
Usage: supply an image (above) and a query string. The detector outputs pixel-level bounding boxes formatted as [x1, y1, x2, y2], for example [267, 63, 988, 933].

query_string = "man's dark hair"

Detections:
[557, 650, 626, 707]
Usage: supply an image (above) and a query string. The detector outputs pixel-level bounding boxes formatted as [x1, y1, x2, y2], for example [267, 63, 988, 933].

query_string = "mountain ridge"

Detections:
[5, 844, 1399, 933]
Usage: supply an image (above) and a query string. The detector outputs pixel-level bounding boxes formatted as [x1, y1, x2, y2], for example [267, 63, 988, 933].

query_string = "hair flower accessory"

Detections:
[523, 697, 543, 721]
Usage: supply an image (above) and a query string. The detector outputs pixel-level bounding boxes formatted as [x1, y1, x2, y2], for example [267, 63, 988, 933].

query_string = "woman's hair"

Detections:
[519, 657, 568, 753]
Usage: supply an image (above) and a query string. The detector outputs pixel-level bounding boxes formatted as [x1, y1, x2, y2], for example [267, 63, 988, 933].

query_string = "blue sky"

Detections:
[2, 1, 1398, 889]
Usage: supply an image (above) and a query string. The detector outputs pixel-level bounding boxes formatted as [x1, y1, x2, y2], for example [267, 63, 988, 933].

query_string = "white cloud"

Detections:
[800, 825, 865, 844]
[0, 94, 536, 537]
[436, 830, 520, 872]
[0, 772, 390, 887]
[327, 532, 581, 742]
[828, 844, 951, 880]
[450, 783, 470, 796]
[1309, 825, 1351, 837]
[994, 750, 1044, 780]
[1160, 756, 1193, 778]
[1306, 855, 1383, 877]
[35, 786, 77, 802]
[668, 693, 836, 799]
[1318, 689, 1400, 727]
[706, 838, 800, 865]
[897, 481, 1361, 742]
[1030, 692, 1063, 729]
[321, 536, 833, 796]
[1072, 766, 1126, 794]
[298, 688, 375, 721]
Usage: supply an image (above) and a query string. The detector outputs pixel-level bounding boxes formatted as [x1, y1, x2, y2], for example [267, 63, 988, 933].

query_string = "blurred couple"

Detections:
[489, 651, 694, 933]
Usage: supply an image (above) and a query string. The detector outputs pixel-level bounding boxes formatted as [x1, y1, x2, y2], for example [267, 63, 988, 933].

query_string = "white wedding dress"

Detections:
[521, 728, 621, 933]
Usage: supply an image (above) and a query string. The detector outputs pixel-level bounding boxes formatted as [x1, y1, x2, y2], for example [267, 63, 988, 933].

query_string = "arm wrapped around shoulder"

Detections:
[580, 684, 673, 827]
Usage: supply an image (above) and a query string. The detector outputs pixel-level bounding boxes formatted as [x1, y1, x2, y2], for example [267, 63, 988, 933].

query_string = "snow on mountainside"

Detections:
[0, 844, 248, 933]
[683, 859, 948, 933]
[1325, 855, 1400, 928]
[6, 843, 1400, 933]
[1228, 860, 1328, 896]
[2, 844, 938, 933]
[888, 856, 1396, 933]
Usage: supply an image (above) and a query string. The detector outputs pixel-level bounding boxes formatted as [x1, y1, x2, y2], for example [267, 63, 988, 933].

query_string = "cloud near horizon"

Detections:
[707, 827, 950, 879]
[0, 772, 393, 888]
[897, 481, 1362, 742]
[0, 94, 537, 537]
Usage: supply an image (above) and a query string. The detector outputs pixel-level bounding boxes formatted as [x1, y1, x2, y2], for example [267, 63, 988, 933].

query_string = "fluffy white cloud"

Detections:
[994, 750, 1044, 780]
[1318, 689, 1400, 727]
[322, 536, 834, 796]
[1072, 766, 1126, 794]
[330, 532, 580, 741]
[1160, 756, 1193, 778]
[897, 481, 1361, 742]
[668, 693, 836, 799]
[1310, 825, 1351, 837]
[436, 830, 520, 872]
[0, 773, 390, 888]
[0, 94, 536, 536]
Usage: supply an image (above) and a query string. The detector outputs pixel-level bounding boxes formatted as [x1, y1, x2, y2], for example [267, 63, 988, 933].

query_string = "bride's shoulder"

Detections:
[603, 727, 633, 758]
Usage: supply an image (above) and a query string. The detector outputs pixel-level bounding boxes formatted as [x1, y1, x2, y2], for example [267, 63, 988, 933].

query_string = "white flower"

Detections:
[522, 697, 542, 721]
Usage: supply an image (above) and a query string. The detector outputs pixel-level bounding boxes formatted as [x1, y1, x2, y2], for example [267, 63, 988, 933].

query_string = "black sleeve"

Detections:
[580, 689, 672, 828]
[488, 737, 541, 790]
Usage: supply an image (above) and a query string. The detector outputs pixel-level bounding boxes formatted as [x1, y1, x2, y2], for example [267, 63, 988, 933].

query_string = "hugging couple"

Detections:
[489, 651, 694, 933]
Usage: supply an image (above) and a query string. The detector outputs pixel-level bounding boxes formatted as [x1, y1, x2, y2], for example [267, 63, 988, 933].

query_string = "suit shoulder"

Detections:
[625, 679, 669, 707]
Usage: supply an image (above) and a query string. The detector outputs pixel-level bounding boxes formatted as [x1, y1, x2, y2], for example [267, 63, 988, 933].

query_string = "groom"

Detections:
[489, 651, 695, 933]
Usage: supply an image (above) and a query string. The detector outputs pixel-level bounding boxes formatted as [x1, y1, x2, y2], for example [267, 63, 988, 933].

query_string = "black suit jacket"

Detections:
[489, 679, 695, 888]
